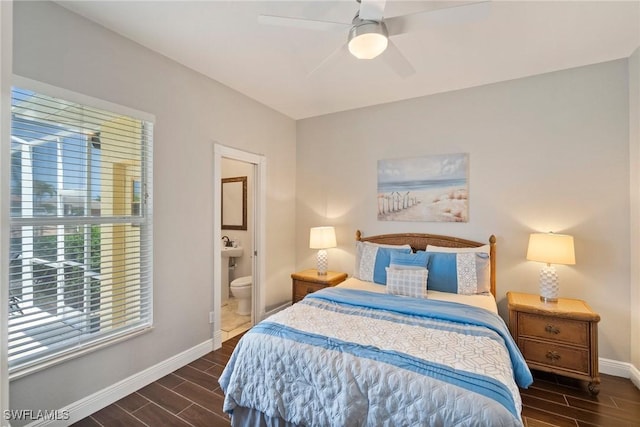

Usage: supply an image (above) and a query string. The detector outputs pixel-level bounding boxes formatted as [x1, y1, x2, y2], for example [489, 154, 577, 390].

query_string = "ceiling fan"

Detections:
[258, 0, 491, 78]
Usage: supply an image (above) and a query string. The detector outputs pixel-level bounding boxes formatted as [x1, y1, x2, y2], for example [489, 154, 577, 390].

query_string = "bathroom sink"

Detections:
[222, 246, 243, 258]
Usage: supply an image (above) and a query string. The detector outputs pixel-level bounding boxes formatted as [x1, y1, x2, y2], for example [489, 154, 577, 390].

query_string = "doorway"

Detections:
[220, 159, 252, 339]
[213, 144, 265, 349]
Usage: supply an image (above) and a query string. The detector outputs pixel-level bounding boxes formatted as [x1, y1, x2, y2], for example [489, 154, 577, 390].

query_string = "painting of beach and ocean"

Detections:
[377, 153, 469, 222]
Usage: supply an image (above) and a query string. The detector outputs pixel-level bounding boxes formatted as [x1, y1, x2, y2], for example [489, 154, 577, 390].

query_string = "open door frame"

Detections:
[213, 143, 266, 349]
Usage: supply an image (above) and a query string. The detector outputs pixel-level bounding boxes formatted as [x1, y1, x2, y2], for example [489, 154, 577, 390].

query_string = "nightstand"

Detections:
[291, 269, 347, 304]
[507, 291, 600, 394]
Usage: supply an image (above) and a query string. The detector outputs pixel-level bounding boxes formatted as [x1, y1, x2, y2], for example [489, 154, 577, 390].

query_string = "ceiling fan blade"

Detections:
[385, 1, 491, 37]
[258, 14, 350, 32]
[307, 43, 349, 77]
[359, 0, 387, 21]
[381, 40, 415, 78]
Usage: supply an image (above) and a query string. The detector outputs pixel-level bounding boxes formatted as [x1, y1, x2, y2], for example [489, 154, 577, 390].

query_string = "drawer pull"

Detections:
[306, 287, 315, 294]
[545, 351, 561, 361]
[545, 324, 560, 334]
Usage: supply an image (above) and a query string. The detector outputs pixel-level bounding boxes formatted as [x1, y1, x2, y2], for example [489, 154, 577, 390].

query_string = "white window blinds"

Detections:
[8, 83, 153, 375]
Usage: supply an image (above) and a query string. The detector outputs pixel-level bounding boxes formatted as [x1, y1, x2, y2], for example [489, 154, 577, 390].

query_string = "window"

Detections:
[8, 81, 153, 375]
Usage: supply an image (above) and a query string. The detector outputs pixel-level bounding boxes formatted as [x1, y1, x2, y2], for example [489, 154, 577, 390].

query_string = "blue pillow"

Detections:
[373, 247, 413, 284]
[390, 251, 428, 269]
[426, 252, 491, 294]
[355, 243, 412, 285]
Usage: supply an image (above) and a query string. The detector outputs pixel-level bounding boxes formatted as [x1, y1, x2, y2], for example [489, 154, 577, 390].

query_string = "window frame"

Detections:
[8, 76, 154, 379]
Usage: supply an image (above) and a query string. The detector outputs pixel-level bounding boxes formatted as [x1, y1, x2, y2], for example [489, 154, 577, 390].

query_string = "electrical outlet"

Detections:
[209, 311, 214, 324]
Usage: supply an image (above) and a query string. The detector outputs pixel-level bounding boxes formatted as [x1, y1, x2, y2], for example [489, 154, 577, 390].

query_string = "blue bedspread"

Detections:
[220, 288, 532, 426]
[308, 288, 533, 389]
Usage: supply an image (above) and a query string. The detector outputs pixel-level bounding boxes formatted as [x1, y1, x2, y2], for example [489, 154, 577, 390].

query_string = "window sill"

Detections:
[9, 325, 153, 381]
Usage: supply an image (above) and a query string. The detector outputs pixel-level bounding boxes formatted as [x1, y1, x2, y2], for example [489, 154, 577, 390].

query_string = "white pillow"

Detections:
[385, 267, 428, 299]
[426, 244, 490, 254]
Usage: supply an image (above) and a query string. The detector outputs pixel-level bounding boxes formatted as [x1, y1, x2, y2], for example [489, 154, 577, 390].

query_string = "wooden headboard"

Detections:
[355, 230, 497, 297]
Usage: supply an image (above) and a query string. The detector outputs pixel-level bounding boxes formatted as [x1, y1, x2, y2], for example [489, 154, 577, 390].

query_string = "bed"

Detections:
[219, 230, 533, 426]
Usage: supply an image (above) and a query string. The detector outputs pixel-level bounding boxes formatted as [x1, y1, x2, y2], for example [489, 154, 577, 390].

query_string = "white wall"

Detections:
[630, 47, 640, 378]
[10, 0, 296, 417]
[297, 59, 630, 363]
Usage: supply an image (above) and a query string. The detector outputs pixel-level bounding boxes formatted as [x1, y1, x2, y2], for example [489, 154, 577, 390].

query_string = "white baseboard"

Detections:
[26, 339, 213, 427]
[599, 357, 633, 378]
[599, 357, 640, 390]
[630, 363, 640, 390]
[213, 329, 223, 351]
[264, 301, 291, 319]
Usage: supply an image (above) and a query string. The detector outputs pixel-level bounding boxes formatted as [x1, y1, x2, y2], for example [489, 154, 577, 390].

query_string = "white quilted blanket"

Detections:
[220, 288, 531, 427]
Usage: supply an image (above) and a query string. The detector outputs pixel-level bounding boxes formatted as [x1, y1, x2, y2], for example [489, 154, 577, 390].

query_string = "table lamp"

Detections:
[526, 232, 576, 302]
[309, 226, 337, 275]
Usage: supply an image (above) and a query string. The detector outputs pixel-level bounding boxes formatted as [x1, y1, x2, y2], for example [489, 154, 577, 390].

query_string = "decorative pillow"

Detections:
[389, 250, 428, 270]
[356, 241, 412, 268]
[426, 244, 490, 254]
[425, 252, 491, 295]
[355, 241, 412, 284]
[385, 267, 428, 299]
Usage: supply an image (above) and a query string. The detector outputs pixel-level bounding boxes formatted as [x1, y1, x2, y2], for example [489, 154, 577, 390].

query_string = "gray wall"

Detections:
[8, 0, 639, 416]
[630, 47, 640, 373]
[296, 59, 631, 363]
[11, 0, 296, 416]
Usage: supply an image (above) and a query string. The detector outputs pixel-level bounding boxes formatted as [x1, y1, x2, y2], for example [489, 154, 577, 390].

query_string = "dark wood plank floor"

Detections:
[72, 334, 241, 427]
[521, 369, 640, 427]
[74, 333, 640, 427]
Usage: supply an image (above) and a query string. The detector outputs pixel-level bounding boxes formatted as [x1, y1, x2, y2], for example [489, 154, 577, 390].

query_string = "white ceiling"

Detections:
[56, 0, 640, 120]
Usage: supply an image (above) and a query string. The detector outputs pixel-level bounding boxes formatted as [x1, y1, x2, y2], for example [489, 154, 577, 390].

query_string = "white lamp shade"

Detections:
[526, 233, 575, 265]
[347, 21, 388, 60]
[309, 226, 337, 249]
[348, 33, 388, 59]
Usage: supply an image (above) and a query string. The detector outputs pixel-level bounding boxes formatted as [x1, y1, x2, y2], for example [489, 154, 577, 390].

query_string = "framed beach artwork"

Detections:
[377, 153, 469, 222]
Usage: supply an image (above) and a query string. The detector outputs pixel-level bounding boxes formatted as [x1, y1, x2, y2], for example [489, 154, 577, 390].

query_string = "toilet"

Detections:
[230, 275, 252, 316]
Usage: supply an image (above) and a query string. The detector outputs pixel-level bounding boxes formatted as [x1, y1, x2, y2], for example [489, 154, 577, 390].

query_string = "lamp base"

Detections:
[539, 264, 559, 303]
[317, 249, 328, 275]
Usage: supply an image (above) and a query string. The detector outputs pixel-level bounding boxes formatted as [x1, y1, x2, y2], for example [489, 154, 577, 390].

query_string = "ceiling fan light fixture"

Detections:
[348, 21, 388, 59]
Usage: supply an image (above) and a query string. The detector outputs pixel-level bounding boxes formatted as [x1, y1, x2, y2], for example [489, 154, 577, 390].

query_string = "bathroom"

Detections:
[221, 157, 254, 341]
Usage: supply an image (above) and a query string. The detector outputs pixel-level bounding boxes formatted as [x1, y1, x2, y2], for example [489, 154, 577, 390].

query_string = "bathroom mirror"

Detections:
[222, 176, 247, 230]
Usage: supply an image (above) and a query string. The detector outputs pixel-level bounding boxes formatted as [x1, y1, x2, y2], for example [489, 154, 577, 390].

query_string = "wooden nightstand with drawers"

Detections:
[291, 269, 347, 304]
[507, 291, 600, 394]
